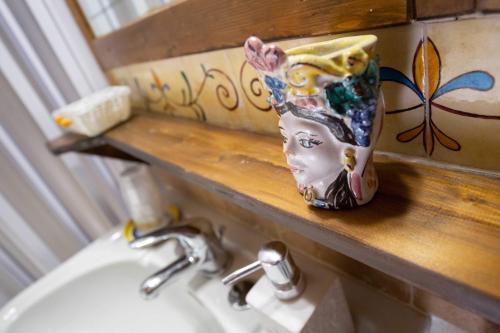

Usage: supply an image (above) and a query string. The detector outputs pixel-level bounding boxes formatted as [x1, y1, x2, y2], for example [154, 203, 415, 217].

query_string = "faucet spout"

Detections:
[130, 218, 230, 299]
[129, 225, 200, 249]
[140, 255, 199, 299]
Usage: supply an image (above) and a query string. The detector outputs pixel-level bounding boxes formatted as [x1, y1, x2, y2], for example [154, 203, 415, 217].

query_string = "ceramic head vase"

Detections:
[244, 35, 384, 209]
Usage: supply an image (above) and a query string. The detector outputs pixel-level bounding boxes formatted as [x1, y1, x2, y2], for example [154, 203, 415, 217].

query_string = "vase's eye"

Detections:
[298, 138, 322, 149]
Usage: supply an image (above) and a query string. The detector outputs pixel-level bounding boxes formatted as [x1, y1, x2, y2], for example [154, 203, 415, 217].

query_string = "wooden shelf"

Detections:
[51, 113, 500, 322]
[46, 131, 145, 163]
[93, 0, 409, 70]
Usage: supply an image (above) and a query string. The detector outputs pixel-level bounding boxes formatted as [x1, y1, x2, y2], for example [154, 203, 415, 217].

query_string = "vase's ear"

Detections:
[244, 36, 286, 73]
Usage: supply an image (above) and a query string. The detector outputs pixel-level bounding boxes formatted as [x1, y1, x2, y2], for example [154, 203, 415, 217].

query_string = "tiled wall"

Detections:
[156, 168, 500, 333]
[107, 14, 500, 173]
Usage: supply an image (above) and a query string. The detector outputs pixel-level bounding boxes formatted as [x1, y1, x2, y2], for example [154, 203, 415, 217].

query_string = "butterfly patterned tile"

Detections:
[370, 24, 428, 158]
[424, 17, 500, 171]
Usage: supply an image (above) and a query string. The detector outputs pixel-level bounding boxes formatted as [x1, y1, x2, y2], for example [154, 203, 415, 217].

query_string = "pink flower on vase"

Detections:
[244, 36, 286, 73]
[293, 96, 328, 111]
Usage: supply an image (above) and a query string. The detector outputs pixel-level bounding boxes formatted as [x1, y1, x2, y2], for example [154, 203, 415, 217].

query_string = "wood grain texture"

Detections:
[477, 0, 500, 11]
[414, 0, 474, 18]
[93, 0, 409, 70]
[414, 289, 500, 333]
[105, 113, 500, 323]
[47, 132, 104, 155]
[47, 132, 145, 162]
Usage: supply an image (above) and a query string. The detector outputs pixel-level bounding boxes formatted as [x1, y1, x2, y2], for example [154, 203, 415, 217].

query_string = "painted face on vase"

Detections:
[276, 101, 379, 210]
[244, 35, 383, 210]
[280, 112, 344, 196]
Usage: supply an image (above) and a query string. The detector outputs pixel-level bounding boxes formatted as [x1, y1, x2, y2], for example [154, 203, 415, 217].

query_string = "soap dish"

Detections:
[53, 86, 131, 137]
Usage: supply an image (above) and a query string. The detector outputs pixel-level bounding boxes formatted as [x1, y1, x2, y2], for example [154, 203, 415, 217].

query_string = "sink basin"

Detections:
[0, 218, 437, 333]
[6, 263, 223, 333]
[0, 230, 260, 333]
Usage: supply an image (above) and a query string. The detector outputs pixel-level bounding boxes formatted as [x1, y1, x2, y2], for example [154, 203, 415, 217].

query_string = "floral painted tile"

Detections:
[224, 46, 279, 135]
[110, 52, 247, 126]
[369, 23, 428, 157]
[107, 66, 146, 109]
[109, 20, 500, 172]
[121, 58, 199, 119]
[424, 17, 500, 171]
[179, 49, 249, 130]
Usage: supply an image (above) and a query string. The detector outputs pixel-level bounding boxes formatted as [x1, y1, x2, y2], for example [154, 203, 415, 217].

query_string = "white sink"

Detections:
[0, 218, 448, 333]
[0, 230, 261, 333]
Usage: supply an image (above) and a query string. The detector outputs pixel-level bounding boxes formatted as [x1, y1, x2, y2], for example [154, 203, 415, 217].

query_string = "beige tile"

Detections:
[108, 63, 146, 112]
[179, 49, 250, 128]
[367, 24, 428, 157]
[425, 17, 500, 171]
[106, 66, 127, 85]
[107, 65, 151, 110]
[224, 46, 280, 135]
[107, 24, 436, 161]
[413, 288, 500, 333]
[128, 58, 197, 118]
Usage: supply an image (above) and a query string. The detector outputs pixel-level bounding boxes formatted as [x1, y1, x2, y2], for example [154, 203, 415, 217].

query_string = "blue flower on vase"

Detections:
[264, 75, 287, 105]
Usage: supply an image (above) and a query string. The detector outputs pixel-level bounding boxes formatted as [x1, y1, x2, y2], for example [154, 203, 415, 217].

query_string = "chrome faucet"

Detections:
[222, 241, 305, 301]
[129, 218, 230, 299]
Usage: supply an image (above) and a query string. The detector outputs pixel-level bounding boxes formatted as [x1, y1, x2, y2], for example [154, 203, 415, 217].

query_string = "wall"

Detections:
[108, 14, 500, 174]
[0, 0, 132, 307]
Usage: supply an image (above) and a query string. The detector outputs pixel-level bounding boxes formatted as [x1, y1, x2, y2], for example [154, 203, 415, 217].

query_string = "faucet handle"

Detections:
[222, 241, 305, 300]
[129, 224, 200, 249]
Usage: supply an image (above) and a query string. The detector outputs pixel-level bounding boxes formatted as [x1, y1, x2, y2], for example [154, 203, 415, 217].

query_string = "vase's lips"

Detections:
[288, 165, 304, 174]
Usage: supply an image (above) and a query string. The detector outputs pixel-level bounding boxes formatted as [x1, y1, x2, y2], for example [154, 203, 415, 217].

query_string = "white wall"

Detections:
[0, 0, 131, 307]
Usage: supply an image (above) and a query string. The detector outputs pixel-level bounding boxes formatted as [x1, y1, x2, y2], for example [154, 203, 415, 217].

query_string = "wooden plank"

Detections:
[93, 0, 409, 70]
[105, 113, 500, 323]
[47, 132, 145, 162]
[414, 0, 474, 18]
[477, 0, 500, 11]
[47, 132, 105, 155]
